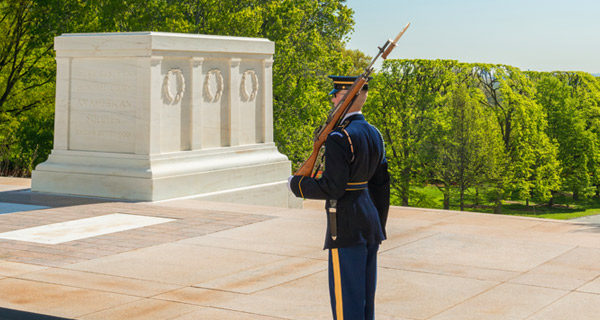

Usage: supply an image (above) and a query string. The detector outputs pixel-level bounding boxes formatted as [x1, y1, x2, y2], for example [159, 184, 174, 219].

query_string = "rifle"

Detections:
[294, 23, 411, 177]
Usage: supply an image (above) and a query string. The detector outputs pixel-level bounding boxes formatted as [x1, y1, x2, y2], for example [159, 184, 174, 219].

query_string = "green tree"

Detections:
[0, 0, 73, 116]
[260, 0, 355, 169]
[340, 48, 371, 76]
[423, 81, 503, 210]
[472, 64, 560, 211]
[365, 59, 457, 206]
[0, 0, 78, 174]
[534, 72, 600, 201]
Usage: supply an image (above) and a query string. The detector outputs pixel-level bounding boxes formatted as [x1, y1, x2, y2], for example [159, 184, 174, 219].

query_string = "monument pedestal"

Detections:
[32, 32, 301, 208]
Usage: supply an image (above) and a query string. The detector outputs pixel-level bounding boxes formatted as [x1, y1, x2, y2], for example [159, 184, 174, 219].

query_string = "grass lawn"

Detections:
[401, 185, 600, 220]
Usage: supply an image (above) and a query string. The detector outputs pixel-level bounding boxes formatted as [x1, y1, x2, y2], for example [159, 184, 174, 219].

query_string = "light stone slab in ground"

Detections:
[194, 256, 326, 293]
[202, 217, 325, 248]
[381, 233, 574, 272]
[0, 278, 139, 318]
[178, 234, 316, 257]
[80, 299, 201, 320]
[64, 243, 286, 286]
[375, 267, 498, 320]
[527, 292, 600, 320]
[0, 261, 48, 277]
[157, 272, 333, 320]
[0, 213, 174, 244]
[378, 254, 520, 282]
[429, 283, 567, 320]
[172, 307, 283, 320]
[509, 246, 600, 290]
[578, 276, 600, 294]
[19, 268, 181, 298]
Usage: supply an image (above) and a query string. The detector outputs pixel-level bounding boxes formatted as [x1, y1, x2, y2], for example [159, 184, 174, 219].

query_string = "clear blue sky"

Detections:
[345, 0, 600, 74]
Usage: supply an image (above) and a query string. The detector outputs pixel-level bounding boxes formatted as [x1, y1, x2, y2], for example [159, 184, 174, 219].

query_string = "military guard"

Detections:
[288, 75, 390, 320]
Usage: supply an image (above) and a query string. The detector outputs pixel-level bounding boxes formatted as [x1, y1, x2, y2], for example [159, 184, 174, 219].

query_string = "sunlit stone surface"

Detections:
[32, 32, 300, 207]
[0, 213, 174, 244]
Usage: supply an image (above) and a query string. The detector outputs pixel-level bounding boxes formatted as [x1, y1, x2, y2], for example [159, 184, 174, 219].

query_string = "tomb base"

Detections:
[33, 143, 302, 208]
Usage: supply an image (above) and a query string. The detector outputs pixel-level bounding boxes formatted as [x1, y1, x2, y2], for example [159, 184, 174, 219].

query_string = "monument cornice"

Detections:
[54, 32, 275, 57]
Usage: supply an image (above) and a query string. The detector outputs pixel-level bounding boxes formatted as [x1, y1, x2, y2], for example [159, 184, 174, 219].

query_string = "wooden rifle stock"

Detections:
[294, 23, 410, 177]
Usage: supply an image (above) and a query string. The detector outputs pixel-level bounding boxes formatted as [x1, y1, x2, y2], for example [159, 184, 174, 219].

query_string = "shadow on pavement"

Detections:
[572, 223, 600, 233]
[0, 189, 130, 209]
[0, 308, 72, 320]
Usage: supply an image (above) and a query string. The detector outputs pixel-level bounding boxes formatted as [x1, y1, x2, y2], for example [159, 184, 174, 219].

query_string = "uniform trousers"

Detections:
[328, 242, 379, 320]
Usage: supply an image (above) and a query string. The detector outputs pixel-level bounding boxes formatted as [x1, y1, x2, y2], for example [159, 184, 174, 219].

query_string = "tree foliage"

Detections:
[0, 0, 358, 175]
[424, 82, 503, 210]
[472, 64, 560, 209]
[365, 59, 458, 206]
[532, 71, 600, 200]
[364, 60, 594, 212]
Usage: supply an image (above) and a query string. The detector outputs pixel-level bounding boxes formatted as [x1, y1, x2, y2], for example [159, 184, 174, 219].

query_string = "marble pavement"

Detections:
[1, 176, 600, 319]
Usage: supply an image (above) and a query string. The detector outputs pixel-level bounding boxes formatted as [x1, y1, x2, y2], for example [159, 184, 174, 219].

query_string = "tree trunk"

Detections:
[595, 185, 599, 199]
[459, 186, 465, 211]
[526, 198, 529, 207]
[548, 192, 555, 207]
[474, 187, 479, 206]
[443, 191, 450, 210]
[503, 112, 512, 150]
[573, 189, 580, 201]
[494, 197, 502, 214]
[401, 181, 409, 206]
[401, 165, 410, 206]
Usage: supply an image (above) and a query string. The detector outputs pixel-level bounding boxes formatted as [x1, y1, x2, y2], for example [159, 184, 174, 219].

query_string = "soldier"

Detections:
[288, 75, 390, 320]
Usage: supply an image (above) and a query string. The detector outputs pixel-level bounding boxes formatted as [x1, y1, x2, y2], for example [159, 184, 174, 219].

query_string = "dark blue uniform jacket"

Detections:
[290, 114, 390, 249]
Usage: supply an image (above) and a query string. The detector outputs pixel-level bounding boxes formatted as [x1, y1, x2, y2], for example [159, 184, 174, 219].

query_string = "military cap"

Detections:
[328, 75, 372, 95]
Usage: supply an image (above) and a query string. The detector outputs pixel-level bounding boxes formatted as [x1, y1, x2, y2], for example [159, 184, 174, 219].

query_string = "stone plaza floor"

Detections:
[1, 177, 600, 319]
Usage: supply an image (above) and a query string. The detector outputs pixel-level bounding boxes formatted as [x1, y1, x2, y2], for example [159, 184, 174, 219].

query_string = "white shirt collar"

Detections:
[342, 111, 362, 123]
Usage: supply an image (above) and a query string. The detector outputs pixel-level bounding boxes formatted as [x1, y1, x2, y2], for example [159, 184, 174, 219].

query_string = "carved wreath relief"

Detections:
[241, 69, 259, 102]
[162, 68, 185, 104]
[204, 69, 224, 102]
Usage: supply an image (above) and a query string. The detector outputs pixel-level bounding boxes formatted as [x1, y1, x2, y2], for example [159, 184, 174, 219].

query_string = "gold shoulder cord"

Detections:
[340, 128, 355, 163]
[298, 176, 305, 199]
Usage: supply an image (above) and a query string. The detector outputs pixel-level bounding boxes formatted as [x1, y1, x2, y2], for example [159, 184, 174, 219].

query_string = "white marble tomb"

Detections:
[32, 32, 301, 208]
